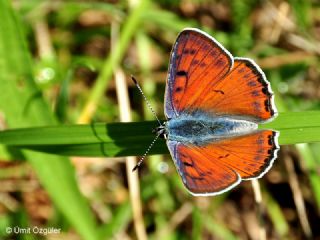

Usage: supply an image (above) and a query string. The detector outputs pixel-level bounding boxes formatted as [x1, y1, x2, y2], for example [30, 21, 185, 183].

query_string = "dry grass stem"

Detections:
[251, 179, 266, 240]
[284, 148, 312, 239]
[113, 23, 147, 240]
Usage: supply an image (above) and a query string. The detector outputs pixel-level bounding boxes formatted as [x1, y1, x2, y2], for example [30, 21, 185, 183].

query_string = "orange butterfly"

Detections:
[154, 28, 280, 196]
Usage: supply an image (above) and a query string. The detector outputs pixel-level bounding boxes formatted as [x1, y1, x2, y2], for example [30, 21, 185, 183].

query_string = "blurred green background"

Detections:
[0, 0, 320, 239]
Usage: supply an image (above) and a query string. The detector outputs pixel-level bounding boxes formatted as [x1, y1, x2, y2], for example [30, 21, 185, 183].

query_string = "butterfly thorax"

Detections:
[164, 114, 257, 145]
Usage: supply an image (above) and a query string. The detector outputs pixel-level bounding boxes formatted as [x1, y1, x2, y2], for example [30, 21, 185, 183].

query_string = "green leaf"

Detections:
[0, 111, 320, 157]
[0, 121, 167, 157]
[260, 111, 320, 144]
[0, 1, 98, 239]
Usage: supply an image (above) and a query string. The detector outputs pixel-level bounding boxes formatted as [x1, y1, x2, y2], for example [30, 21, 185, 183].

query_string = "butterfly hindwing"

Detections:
[165, 29, 277, 123]
[167, 130, 279, 196]
[167, 140, 241, 195]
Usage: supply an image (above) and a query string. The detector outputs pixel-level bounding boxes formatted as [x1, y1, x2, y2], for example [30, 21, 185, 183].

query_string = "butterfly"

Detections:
[153, 28, 280, 196]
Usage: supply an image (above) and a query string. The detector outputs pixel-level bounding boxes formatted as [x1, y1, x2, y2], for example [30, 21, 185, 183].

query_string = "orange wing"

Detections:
[165, 29, 277, 122]
[165, 28, 232, 118]
[167, 130, 279, 196]
[189, 59, 277, 122]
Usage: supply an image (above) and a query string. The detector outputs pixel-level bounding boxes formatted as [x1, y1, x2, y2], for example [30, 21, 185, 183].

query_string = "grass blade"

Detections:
[0, 1, 98, 239]
[0, 111, 320, 157]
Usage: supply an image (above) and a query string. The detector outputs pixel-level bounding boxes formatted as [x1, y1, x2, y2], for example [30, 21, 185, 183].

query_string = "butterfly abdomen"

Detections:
[166, 115, 257, 145]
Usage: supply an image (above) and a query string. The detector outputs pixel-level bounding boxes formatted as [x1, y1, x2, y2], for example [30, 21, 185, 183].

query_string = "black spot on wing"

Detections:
[213, 89, 225, 95]
[175, 70, 189, 91]
[264, 99, 270, 112]
[243, 74, 251, 79]
[203, 43, 210, 51]
[237, 67, 245, 73]
[200, 62, 207, 68]
[251, 90, 260, 97]
[257, 148, 264, 154]
[194, 177, 205, 181]
[191, 59, 199, 65]
[183, 161, 193, 167]
[215, 58, 226, 67]
[183, 48, 196, 55]
[252, 101, 261, 111]
[248, 81, 257, 87]
[268, 135, 274, 146]
[256, 135, 264, 145]
[264, 98, 275, 115]
[175, 87, 183, 92]
[190, 49, 196, 55]
[262, 87, 268, 94]
[218, 154, 230, 159]
[183, 49, 190, 54]
[254, 155, 262, 161]
[176, 70, 188, 77]
[210, 49, 219, 57]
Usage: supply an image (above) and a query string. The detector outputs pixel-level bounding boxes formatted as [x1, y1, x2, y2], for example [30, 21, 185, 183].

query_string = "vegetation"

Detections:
[0, 0, 319, 239]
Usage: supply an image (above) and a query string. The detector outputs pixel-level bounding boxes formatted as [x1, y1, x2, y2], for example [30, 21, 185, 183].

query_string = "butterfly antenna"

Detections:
[132, 133, 161, 172]
[131, 76, 162, 126]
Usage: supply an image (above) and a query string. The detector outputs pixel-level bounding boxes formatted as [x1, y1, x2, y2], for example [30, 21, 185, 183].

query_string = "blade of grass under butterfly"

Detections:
[0, 121, 168, 157]
[259, 111, 320, 144]
[0, 1, 98, 239]
[0, 111, 320, 157]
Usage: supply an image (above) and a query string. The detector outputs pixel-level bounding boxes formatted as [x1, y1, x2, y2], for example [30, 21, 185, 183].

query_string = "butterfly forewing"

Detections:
[165, 29, 233, 119]
[165, 29, 277, 123]
[196, 58, 277, 122]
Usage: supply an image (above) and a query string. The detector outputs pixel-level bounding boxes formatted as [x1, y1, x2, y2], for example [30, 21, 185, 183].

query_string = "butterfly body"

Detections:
[158, 28, 279, 196]
[165, 114, 257, 145]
